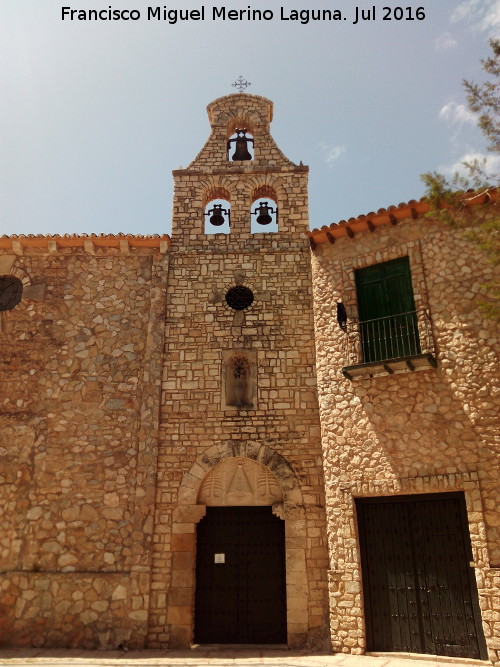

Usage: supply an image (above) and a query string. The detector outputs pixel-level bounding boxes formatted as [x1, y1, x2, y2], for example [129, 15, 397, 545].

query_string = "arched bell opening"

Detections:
[227, 129, 254, 161]
[204, 198, 231, 234]
[251, 197, 278, 234]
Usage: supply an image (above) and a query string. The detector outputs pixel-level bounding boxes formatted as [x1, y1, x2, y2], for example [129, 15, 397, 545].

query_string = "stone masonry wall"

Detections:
[0, 244, 168, 648]
[5, 91, 496, 659]
[147, 94, 330, 650]
[311, 211, 500, 662]
[149, 243, 330, 650]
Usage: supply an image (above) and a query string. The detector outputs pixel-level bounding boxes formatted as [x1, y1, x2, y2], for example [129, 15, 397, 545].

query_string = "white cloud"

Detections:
[319, 143, 346, 165]
[481, 2, 500, 31]
[451, 0, 500, 34]
[439, 101, 477, 125]
[451, 0, 481, 23]
[434, 32, 458, 51]
[440, 151, 500, 178]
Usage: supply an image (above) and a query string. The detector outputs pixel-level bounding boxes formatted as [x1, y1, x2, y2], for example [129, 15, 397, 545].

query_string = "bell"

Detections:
[210, 212, 224, 226]
[207, 204, 226, 226]
[254, 201, 275, 225]
[256, 205, 272, 225]
[229, 129, 253, 161]
[232, 136, 252, 161]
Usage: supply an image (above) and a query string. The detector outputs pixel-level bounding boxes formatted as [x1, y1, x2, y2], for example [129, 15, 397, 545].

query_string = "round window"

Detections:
[0, 276, 23, 312]
[225, 286, 254, 311]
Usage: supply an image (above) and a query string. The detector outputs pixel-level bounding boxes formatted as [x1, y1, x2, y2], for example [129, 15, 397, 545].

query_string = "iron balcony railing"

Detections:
[343, 309, 435, 366]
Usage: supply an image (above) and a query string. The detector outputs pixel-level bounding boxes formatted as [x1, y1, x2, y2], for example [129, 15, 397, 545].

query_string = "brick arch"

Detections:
[178, 441, 303, 507]
[166, 442, 308, 649]
[245, 174, 286, 203]
[9, 266, 31, 287]
[252, 184, 278, 202]
[202, 186, 231, 210]
[199, 175, 234, 209]
[227, 116, 257, 138]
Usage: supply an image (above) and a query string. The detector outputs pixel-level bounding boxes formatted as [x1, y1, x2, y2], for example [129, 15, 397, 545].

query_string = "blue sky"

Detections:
[1, 0, 499, 236]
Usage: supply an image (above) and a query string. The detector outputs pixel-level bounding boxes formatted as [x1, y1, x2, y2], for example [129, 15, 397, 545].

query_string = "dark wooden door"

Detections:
[194, 506, 287, 644]
[356, 494, 486, 659]
[356, 257, 420, 362]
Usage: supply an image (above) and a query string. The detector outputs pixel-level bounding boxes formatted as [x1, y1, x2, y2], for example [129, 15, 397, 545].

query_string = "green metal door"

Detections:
[355, 257, 420, 362]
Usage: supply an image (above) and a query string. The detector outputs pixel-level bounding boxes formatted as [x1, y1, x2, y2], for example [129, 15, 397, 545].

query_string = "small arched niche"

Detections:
[198, 457, 283, 507]
[222, 349, 257, 410]
[204, 197, 231, 234]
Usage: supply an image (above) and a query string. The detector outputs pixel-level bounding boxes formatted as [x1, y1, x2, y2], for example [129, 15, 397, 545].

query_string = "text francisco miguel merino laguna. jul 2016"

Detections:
[61, 6, 427, 25]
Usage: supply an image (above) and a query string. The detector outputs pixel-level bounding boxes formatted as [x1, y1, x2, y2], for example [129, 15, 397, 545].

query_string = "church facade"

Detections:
[0, 93, 499, 663]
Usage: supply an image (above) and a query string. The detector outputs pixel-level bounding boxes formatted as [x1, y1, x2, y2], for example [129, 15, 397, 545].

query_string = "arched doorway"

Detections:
[195, 506, 286, 644]
[194, 457, 286, 644]
[167, 446, 310, 649]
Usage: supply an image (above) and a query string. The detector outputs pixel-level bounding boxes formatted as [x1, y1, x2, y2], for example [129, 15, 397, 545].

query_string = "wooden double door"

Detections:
[357, 493, 487, 659]
[194, 506, 287, 644]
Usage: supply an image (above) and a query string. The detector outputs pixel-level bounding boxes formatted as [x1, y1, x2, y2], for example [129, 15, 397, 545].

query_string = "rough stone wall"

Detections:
[0, 245, 168, 648]
[5, 92, 497, 659]
[148, 94, 330, 650]
[311, 212, 500, 661]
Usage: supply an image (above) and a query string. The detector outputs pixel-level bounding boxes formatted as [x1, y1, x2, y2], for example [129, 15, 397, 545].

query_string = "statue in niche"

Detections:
[226, 354, 252, 408]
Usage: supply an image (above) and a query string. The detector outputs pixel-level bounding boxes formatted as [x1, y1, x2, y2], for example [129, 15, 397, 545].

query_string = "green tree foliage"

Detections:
[421, 39, 499, 318]
[465, 38, 500, 156]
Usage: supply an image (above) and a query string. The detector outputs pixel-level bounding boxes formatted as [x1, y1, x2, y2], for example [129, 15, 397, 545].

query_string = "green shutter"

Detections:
[355, 257, 420, 362]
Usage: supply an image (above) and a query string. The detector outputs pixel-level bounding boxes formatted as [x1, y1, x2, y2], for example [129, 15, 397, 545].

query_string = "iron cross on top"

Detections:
[232, 76, 251, 92]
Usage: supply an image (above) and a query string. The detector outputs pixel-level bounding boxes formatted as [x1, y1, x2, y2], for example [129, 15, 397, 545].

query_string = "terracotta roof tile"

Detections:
[0, 234, 170, 252]
[307, 188, 499, 246]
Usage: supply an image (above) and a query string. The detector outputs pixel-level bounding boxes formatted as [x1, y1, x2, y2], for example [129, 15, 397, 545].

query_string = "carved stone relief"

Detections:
[197, 457, 283, 506]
